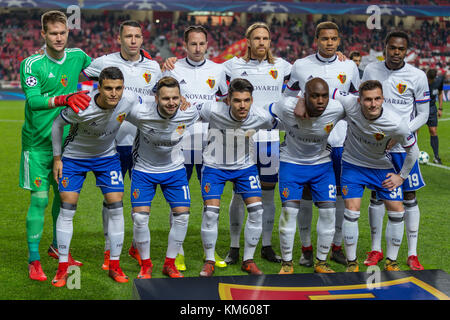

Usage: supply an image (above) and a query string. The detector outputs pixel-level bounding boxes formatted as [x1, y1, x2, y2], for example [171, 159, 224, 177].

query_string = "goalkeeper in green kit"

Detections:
[19, 10, 92, 281]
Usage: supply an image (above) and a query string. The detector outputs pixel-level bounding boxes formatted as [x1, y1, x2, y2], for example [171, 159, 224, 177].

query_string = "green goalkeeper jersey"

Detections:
[20, 48, 92, 151]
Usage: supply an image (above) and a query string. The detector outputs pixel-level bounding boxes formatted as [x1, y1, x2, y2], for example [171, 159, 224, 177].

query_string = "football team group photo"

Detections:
[1, 0, 449, 301]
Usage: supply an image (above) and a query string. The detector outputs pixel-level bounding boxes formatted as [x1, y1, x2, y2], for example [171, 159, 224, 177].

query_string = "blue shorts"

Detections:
[278, 161, 336, 203]
[130, 168, 190, 208]
[256, 140, 279, 183]
[340, 161, 403, 201]
[116, 145, 133, 179]
[201, 165, 262, 200]
[331, 147, 343, 188]
[390, 152, 425, 192]
[59, 154, 124, 194]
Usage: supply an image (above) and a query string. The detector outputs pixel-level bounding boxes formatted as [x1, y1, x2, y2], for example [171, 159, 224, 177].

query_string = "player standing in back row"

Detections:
[19, 10, 90, 281]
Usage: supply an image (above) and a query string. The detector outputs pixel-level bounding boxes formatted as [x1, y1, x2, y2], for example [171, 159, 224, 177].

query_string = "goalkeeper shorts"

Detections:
[19, 149, 55, 192]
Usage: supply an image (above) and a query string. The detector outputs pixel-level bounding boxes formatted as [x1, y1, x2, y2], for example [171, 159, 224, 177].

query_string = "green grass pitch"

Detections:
[0, 100, 449, 299]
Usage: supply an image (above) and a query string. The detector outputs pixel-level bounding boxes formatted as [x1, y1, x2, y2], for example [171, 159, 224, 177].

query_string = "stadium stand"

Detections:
[0, 10, 448, 82]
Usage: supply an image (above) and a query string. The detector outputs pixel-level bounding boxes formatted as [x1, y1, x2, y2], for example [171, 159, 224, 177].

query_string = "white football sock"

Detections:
[167, 211, 189, 259]
[385, 211, 405, 261]
[343, 208, 360, 262]
[279, 202, 299, 262]
[132, 211, 150, 260]
[243, 202, 263, 261]
[107, 201, 125, 261]
[261, 188, 276, 247]
[368, 199, 385, 252]
[201, 205, 220, 261]
[170, 210, 185, 256]
[404, 199, 420, 257]
[332, 196, 345, 246]
[56, 202, 77, 263]
[228, 191, 246, 248]
[297, 199, 313, 247]
[316, 205, 336, 261]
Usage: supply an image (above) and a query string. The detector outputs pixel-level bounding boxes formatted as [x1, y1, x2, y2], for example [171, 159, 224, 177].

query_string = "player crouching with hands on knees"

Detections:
[331, 80, 419, 272]
[51, 67, 142, 287]
[125, 76, 199, 279]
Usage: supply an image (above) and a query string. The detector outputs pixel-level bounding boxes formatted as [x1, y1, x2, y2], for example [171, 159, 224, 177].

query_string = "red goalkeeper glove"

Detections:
[52, 90, 91, 113]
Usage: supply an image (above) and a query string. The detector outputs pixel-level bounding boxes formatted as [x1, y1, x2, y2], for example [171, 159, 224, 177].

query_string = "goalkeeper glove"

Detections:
[51, 90, 91, 113]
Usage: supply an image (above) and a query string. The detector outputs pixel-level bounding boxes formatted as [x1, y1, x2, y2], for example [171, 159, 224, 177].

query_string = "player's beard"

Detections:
[251, 46, 268, 61]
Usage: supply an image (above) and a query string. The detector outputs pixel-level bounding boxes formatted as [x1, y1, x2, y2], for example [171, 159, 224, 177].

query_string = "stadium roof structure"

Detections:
[0, 0, 449, 17]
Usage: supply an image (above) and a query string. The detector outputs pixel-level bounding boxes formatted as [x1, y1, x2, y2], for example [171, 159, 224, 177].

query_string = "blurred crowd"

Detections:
[0, 10, 448, 82]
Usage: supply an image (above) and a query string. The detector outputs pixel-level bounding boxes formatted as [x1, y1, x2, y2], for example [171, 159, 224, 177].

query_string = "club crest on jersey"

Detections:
[342, 185, 348, 196]
[132, 189, 140, 199]
[116, 113, 126, 123]
[282, 187, 289, 199]
[324, 122, 334, 134]
[337, 73, 347, 84]
[61, 177, 69, 188]
[34, 177, 42, 188]
[143, 72, 152, 84]
[206, 78, 216, 89]
[269, 69, 278, 80]
[396, 83, 407, 94]
[374, 132, 385, 141]
[60, 75, 68, 87]
[204, 183, 211, 194]
[176, 123, 186, 135]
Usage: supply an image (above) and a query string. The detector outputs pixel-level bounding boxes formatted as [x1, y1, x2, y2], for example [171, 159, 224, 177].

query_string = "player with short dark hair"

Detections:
[50, 67, 140, 287]
[198, 78, 279, 277]
[20, 10, 91, 281]
[349, 51, 363, 79]
[332, 80, 419, 272]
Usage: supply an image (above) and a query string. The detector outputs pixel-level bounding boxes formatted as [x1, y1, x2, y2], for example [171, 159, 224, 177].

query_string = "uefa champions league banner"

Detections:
[0, 0, 449, 17]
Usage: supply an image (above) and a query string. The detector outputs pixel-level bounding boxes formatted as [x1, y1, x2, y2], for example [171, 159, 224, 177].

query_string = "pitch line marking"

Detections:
[425, 162, 450, 171]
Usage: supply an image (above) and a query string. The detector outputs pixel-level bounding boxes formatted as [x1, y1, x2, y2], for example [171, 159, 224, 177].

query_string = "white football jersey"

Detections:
[83, 52, 162, 146]
[223, 56, 292, 142]
[200, 101, 277, 170]
[60, 91, 140, 159]
[126, 99, 199, 174]
[164, 58, 228, 151]
[271, 96, 345, 165]
[362, 61, 430, 152]
[286, 53, 361, 148]
[332, 90, 416, 169]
